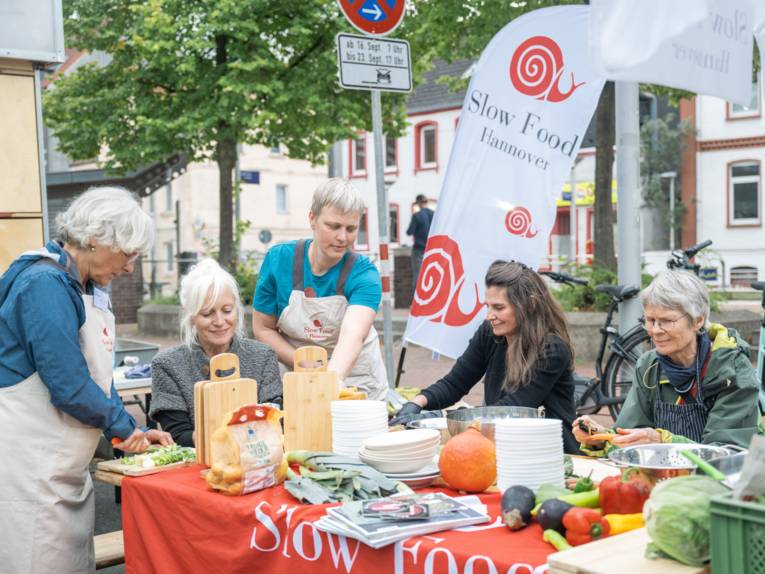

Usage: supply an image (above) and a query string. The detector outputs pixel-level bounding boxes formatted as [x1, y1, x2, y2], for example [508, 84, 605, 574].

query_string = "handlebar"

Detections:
[540, 270, 589, 287]
[667, 239, 712, 274]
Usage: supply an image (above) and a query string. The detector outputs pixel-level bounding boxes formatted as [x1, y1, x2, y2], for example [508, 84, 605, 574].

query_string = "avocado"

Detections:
[501, 485, 536, 530]
[537, 499, 574, 534]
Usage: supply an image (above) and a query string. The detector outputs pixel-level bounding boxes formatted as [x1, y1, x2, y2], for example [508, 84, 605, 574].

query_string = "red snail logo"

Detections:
[410, 235, 484, 327]
[509, 36, 585, 103]
[505, 207, 538, 238]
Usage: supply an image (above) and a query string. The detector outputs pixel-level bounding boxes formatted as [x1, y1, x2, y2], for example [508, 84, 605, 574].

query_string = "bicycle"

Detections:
[752, 280, 765, 413]
[542, 239, 713, 419]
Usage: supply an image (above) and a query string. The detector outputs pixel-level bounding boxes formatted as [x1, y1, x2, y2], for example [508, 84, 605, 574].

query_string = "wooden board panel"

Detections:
[96, 458, 192, 477]
[0, 72, 41, 213]
[548, 528, 708, 574]
[94, 529, 125, 569]
[283, 370, 338, 452]
[0, 218, 43, 273]
[194, 381, 206, 464]
[201, 378, 258, 466]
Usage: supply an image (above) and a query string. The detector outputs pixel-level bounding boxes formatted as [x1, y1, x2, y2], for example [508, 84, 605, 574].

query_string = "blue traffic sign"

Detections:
[240, 170, 260, 184]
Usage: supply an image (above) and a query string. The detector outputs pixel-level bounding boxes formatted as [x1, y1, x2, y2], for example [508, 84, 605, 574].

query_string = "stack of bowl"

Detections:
[495, 418, 565, 491]
[331, 400, 388, 458]
[358, 428, 440, 474]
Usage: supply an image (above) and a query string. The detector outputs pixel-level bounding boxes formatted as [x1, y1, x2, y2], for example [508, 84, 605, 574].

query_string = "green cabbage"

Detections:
[644, 475, 728, 566]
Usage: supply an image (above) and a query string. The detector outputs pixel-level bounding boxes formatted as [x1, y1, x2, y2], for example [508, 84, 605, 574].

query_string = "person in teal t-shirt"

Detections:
[252, 179, 388, 400]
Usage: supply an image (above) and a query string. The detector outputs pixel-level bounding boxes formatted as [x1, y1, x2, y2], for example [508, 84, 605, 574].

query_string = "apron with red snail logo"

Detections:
[276, 240, 388, 401]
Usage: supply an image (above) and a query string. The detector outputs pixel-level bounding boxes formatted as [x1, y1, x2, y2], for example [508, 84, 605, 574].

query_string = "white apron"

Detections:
[277, 240, 388, 401]
[0, 270, 115, 574]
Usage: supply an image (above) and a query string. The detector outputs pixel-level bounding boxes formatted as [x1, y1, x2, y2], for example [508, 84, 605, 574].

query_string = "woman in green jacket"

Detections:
[574, 270, 762, 453]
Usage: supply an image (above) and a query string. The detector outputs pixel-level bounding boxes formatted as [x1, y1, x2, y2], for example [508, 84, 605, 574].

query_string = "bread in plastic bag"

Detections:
[206, 404, 288, 496]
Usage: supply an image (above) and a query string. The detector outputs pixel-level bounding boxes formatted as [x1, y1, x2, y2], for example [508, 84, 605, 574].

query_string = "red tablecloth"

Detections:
[122, 465, 553, 574]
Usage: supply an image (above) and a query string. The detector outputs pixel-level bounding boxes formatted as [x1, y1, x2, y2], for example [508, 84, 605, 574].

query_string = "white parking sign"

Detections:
[336, 33, 412, 93]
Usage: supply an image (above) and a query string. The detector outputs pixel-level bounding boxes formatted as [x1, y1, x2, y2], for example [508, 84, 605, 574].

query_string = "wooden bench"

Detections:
[95, 530, 125, 569]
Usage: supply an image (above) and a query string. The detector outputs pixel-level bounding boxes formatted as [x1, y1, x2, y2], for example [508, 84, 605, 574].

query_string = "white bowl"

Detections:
[358, 450, 434, 474]
[363, 429, 440, 450]
[357, 447, 438, 462]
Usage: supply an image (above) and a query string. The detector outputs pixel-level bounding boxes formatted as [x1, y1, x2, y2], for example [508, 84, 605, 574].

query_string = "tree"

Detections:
[593, 82, 616, 271]
[45, 0, 406, 269]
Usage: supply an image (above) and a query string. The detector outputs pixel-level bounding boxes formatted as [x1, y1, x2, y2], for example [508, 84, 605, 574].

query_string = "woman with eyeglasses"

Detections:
[574, 270, 763, 453]
[389, 260, 579, 453]
[0, 186, 172, 572]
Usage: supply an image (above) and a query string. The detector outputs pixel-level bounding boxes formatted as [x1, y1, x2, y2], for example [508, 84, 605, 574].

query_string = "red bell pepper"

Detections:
[598, 468, 651, 515]
[562, 508, 610, 546]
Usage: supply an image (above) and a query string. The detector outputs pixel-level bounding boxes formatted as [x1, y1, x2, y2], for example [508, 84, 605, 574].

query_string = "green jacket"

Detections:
[583, 324, 762, 455]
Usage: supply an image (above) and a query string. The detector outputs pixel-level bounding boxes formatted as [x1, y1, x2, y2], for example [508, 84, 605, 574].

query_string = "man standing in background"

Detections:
[406, 194, 434, 290]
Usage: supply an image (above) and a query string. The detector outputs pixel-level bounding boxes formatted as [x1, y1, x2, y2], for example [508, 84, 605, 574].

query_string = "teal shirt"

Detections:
[253, 240, 381, 318]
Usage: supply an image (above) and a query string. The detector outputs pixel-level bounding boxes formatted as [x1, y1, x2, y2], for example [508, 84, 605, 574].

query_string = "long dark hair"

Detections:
[484, 260, 573, 392]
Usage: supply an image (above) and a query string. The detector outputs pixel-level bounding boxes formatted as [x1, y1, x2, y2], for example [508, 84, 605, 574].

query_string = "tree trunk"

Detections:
[217, 136, 237, 271]
[593, 81, 617, 272]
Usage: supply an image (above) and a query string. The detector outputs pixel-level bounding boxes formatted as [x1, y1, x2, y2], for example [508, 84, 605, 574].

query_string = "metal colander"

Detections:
[608, 443, 731, 470]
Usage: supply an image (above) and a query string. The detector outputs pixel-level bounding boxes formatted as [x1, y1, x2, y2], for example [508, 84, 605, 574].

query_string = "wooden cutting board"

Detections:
[283, 346, 338, 452]
[96, 458, 192, 477]
[547, 527, 709, 574]
[194, 353, 259, 466]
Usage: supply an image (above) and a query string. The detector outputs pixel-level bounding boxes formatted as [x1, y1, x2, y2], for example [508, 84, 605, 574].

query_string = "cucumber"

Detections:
[501, 485, 536, 531]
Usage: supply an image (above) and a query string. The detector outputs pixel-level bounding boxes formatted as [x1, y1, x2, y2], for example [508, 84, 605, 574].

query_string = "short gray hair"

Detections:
[55, 186, 154, 254]
[640, 270, 710, 324]
[310, 178, 365, 216]
[179, 258, 244, 348]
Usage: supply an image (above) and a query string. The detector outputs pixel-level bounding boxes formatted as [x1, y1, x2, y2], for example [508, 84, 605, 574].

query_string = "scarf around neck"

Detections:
[656, 330, 711, 395]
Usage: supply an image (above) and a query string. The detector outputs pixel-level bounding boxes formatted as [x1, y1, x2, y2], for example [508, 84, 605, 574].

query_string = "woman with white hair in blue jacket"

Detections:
[0, 186, 172, 572]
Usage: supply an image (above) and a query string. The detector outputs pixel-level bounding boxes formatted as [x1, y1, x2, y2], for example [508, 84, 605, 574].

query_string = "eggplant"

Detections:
[501, 485, 536, 530]
[537, 498, 574, 534]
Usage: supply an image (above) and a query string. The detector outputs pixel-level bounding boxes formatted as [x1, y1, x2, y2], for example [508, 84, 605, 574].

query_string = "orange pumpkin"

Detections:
[439, 428, 496, 493]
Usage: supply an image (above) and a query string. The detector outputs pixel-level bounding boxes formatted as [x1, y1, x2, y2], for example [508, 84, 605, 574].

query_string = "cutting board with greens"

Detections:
[97, 445, 196, 477]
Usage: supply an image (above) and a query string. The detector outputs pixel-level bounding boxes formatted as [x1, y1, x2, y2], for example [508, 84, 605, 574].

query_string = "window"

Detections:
[356, 209, 369, 250]
[165, 184, 173, 212]
[415, 121, 438, 172]
[149, 192, 156, 214]
[730, 266, 758, 286]
[389, 204, 400, 243]
[727, 72, 760, 119]
[349, 134, 366, 177]
[276, 184, 288, 214]
[385, 135, 397, 172]
[270, 143, 281, 154]
[165, 241, 174, 272]
[728, 161, 761, 226]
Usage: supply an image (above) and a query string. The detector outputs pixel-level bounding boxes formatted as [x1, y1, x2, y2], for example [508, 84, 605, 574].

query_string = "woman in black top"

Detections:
[391, 260, 578, 453]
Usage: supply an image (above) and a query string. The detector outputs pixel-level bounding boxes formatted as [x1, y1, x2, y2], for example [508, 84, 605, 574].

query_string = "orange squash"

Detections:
[438, 428, 496, 493]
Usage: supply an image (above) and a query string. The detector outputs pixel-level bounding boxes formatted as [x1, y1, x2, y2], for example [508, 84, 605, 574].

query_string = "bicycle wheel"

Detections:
[603, 329, 653, 419]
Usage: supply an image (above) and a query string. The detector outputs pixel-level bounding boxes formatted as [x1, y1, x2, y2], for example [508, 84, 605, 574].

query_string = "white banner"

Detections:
[589, 0, 755, 106]
[403, 6, 605, 359]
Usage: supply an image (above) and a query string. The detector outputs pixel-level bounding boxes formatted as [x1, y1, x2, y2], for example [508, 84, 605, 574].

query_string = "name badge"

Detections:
[93, 287, 111, 311]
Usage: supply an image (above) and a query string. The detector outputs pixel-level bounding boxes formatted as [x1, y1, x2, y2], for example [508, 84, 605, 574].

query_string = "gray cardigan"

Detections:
[149, 335, 282, 421]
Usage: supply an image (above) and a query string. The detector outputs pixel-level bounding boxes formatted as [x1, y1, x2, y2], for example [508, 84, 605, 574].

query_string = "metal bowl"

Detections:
[608, 443, 731, 482]
[445, 406, 543, 442]
[406, 417, 450, 445]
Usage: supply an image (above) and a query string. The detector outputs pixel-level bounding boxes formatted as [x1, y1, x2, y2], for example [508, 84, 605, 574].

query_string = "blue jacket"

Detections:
[0, 241, 136, 439]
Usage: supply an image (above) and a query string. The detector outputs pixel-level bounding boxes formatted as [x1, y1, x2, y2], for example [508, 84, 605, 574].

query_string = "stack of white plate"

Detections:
[495, 418, 565, 491]
[386, 464, 441, 488]
[331, 400, 388, 458]
[358, 429, 440, 474]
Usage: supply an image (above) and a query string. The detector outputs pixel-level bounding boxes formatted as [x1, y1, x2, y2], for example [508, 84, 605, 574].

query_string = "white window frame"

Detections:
[350, 134, 367, 177]
[728, 161, 761, 226]
[419, 124, 437, 169]
[384, 134, 397, 173]
[728, 72, 761, 119]
[164, 241, 174, 272]
[275, 184, 288, 214]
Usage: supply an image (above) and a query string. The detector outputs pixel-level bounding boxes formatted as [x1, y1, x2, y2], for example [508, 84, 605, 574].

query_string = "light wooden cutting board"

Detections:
[96, 458, 192, 477]
[194, 353, 259, 466]
[547, 527, 709, 574]
[283, 346, 338, 452]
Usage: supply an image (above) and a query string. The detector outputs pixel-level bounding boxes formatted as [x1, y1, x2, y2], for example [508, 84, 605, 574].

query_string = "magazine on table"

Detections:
[314, 492, 490, 548]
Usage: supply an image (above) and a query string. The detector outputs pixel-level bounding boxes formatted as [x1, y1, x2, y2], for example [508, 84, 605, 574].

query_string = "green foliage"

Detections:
[147, 294, 180, 305]
[201, 220, 259, 307]
[551, 266, 653, 312]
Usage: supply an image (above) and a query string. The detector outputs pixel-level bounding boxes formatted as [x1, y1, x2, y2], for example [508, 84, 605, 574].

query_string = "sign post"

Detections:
[336, 0, 409, 389]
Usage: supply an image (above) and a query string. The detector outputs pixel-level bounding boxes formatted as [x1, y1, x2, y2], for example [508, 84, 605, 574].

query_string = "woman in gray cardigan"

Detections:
[150, 258, 282, 446]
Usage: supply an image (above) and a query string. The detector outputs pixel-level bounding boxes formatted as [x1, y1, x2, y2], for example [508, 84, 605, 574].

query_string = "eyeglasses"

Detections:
[638, 313, 689, 331]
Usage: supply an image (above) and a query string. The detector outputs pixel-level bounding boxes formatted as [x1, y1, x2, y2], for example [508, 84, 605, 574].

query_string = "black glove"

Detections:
[388, 401, 423, 427]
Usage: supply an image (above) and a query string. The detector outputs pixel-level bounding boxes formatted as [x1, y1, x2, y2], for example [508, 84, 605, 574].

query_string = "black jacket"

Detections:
[421, 322, 578, 453]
